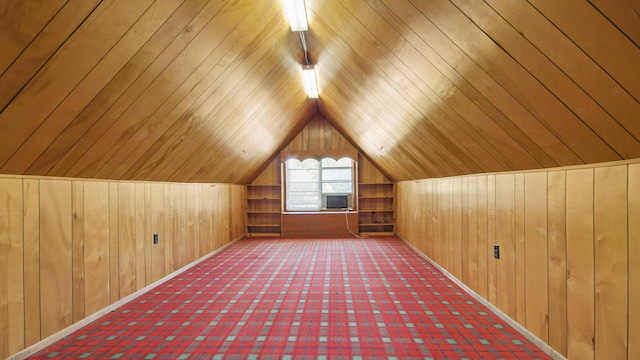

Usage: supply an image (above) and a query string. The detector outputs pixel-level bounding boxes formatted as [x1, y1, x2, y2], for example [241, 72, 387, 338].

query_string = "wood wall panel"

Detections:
[467, 176, 478, 293]
[594, 165, 628, 360]
[135, 183, 149, 291]
[0, 178, 24, 356]
[118, 183, 137, 299]
[523, 172, 548, 342]
[566, 168, 595, 360]
[0, 175, 246, 359]
[150, 183, 165, 283]
[547, 171, 567, 354]
[83, 181, 110, 317]
[71, 181, 85, 323]
[397, 159, 640, 359]
[514, 173, 525, 326]
[22, 179, 40, 347]
[495, 174, 515, 318]
[460, 177, 469, 285]
[476, 176, 488, 300]
[109, 182, 120, 304]
[629, 164, 640, 356]
[39, 180, 73, 339]
[486, 175, 497, 306]
[452, 177, 462, 280]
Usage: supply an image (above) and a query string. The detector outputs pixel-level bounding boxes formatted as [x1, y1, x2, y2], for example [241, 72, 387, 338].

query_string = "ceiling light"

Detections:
[283, 0, 308, 31]
[301, 64, 318, 98]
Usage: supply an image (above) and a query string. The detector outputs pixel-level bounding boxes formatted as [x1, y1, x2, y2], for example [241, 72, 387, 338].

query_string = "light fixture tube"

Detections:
[283, 0, 308, 31]
[301, 64, 318, 98]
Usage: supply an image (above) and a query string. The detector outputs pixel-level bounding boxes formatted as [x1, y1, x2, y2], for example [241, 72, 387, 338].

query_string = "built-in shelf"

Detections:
[357, 183, 395, 235]
[246, 184, 282, 236]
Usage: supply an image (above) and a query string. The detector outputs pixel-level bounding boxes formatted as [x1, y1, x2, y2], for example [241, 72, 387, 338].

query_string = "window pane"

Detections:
[288, 194, 319, 210]
[322, 182, 352, 193]
[322, 168, 351, 181]
[288, 183, 318, 192]
[289, 169, 318, 182]
[321, 157, 352, 167]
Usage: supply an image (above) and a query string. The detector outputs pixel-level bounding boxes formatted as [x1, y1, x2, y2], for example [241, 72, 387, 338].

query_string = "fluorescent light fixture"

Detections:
[283, 0, 308, 31]
[301, 64, 318, 98]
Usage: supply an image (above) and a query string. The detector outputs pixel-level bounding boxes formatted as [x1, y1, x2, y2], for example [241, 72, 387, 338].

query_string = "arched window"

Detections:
[285, 157, 354, 211]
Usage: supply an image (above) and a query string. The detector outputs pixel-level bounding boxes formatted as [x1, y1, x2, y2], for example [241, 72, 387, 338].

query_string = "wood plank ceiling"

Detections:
[1, 0, 638, 183]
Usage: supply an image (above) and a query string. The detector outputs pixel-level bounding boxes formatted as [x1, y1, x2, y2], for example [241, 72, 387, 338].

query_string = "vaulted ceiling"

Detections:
[1, 0, 638, 183]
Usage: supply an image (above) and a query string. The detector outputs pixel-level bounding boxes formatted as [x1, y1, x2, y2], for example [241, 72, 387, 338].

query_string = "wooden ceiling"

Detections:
[1, 0, 638, 183]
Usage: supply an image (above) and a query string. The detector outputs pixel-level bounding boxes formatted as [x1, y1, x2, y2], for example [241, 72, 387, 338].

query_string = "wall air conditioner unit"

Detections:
[325, 194, 349, 209]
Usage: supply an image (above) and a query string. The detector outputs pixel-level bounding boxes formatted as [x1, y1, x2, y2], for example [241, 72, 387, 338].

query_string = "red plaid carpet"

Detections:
[30, 237, 550, 359]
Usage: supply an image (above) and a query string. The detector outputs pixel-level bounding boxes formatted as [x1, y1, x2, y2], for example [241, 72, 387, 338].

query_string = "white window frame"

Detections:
[285, 157, 355, 211]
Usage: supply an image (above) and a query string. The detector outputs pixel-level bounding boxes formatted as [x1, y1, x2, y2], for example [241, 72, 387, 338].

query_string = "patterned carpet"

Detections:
[30, 237, 550, 359]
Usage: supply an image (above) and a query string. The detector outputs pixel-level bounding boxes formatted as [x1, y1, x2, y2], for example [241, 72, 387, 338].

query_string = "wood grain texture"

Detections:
[0, 174, 247, 359]
[566, 168, 595, 360]
[71, 181, 85, 323]
[524, 172, 548, 342]
[0, 0, 101, 111]
[135, 183, 148, 290]
[547, 171, 567, 355]
[0, 0, 67, 74]
[467, 176, 478, 293]
[476, 175, 489, 300]
[118, 182, 137, 298]
[486, 175, 497, 306]
[150, 183, 165, 283]
[397, 160, 640, 360]
[83, 181, 110, 316]
[0, 178, 24, 358]
[109, 182, 119, 304]
[39, 180, 73, 339]
[1, 0, 638, 184]
[281, 212, 359, 238]
[22, 179, 40, 347]
[495, 174, 515, 318]
[594, 165, 628, 360]
[629, 163, 639, 357]
[514, 173, 526, 326]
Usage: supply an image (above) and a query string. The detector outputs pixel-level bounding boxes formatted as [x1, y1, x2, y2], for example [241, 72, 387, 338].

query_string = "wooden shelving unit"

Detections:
[357, 182, 395, 235]
[246, 184, 281, 236]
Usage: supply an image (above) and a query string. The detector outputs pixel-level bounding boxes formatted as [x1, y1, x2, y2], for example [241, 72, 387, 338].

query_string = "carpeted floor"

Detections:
[29, 237, 551, 359]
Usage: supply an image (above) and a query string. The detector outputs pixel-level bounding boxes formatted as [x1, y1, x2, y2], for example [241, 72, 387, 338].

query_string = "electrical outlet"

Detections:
[493, 244, 500, 259]
[153, 233, 159, 244]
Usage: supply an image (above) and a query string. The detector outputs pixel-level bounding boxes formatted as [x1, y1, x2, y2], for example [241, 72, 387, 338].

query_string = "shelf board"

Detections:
[248, 223, 281, 227]
[359, 222, 395, 226]
[358, 196, 393, 199]
[247, 184, 281, 187]
[358, 209, 394, 213]
[247, 210, 281, 214]
[248, 232, 281, 237]
[248, 197, 281, 200]
[360, 231, 395, 236]
[358, 183, 393, 186]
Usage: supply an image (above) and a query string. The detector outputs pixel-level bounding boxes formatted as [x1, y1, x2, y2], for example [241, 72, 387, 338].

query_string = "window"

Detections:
[286, 157, 354, 211]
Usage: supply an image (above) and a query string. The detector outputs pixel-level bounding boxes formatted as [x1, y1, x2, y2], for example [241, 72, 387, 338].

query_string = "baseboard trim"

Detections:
[8, 235, 246, 360]
[397, 235, 567, 360]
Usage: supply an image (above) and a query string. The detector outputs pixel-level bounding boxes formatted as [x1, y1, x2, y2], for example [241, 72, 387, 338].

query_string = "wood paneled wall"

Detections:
[251, 114, 390, 185]
[396, 160, 640, 360]
[0, 175, 246, 359]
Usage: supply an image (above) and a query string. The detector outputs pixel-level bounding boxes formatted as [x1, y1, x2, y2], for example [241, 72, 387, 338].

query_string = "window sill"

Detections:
[282, 210, 356, 215]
